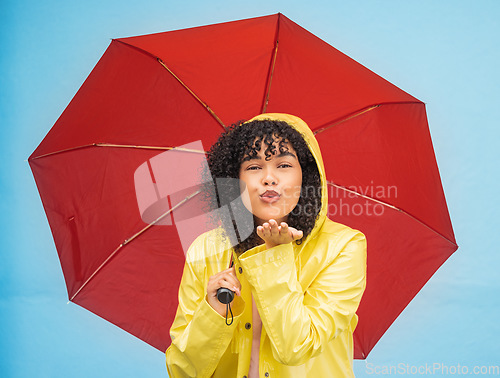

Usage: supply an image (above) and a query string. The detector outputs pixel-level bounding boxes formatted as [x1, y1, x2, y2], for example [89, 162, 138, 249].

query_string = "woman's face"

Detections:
[239, 139, 302, 226]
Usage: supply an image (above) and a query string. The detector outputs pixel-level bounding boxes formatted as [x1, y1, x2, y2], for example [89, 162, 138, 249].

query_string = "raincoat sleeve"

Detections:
[239, 228, 366, 366]
[165, 239, 246, 378]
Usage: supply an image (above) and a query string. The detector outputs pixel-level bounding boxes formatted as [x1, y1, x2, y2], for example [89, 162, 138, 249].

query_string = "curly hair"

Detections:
[202, 119, 322, 254]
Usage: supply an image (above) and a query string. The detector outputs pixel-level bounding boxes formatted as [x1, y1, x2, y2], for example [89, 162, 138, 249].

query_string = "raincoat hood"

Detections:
[246, 113, 328, 243]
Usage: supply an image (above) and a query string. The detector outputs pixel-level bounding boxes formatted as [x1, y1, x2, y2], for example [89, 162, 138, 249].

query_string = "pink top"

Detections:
[248, 294, 263, 378]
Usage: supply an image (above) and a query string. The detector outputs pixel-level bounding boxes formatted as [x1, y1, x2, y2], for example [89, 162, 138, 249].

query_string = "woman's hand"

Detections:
[206, 266, 241, 317]
[257, 219, 303, 249]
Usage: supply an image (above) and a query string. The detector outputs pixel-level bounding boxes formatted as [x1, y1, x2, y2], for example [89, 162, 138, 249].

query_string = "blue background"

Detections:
[2, 0, 499, 376]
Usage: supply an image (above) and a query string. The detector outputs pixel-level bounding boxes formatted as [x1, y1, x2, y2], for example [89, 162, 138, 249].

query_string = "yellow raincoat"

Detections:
[166, 114, 367, 377]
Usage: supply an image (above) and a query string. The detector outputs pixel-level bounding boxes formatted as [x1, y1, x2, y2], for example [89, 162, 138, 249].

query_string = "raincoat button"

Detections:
[238, 267, 243, 274]
[243, 376, 247, 378]
[265, 373, 269, 377]
[245, 322, 251, 329]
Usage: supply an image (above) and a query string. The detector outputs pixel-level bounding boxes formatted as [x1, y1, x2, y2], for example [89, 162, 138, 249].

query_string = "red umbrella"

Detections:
[29, 13, 457, 359]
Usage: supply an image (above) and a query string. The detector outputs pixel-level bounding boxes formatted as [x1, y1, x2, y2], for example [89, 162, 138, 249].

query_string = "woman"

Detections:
[166, 113, 367, 377]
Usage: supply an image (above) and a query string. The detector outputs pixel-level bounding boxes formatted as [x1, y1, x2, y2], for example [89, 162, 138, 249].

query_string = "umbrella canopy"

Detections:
[29, 13, 457, 359]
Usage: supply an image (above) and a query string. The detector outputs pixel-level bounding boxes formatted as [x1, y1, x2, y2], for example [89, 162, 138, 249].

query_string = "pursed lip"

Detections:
[259, 190, 280, 203]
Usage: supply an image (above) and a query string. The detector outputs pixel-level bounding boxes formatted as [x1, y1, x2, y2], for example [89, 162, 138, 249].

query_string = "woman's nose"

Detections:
[262, 170, 277, 186]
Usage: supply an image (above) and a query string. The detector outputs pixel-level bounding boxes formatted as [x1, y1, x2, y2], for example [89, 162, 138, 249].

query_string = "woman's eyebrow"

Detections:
[242, 151, 297, 162]
[277, 151, 298, 159]
[242, 155, 261, 162]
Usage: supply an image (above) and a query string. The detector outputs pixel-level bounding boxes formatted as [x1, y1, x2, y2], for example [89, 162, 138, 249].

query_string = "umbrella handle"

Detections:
[217, 287, 234, 304]
[216, 250, 235, 325]
[217, 250, 235, 304]
[216, 288, 234, 326]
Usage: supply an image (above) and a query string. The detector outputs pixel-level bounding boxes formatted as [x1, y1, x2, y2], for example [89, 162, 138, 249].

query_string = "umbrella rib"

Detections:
[262, 41, 279, 114]
[327, 181, 458, 248]
[313, 105, 380, 135]
[262, 14, 281, 113]
[95, 143, 207, 154]
[69, 189, 202, 302]
[314, 101, 424, 135]
[157, 58, 227, 131]
[29, 143, 207, 160]
[29, 144, 99, 160]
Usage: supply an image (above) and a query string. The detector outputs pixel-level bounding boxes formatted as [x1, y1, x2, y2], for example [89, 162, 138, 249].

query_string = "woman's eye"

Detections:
[278, 163, 292, 168]
[246, 166, 261, 171]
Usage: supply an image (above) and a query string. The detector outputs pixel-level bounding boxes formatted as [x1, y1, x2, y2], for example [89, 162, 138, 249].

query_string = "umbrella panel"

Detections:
[30, 146, 214, 299]
[327, 193, 456, 358]
[118, 15, 279, 126]
[318, 103, 456, 244]
[75, 225, 186, 352]
[31, 39, 224, 159]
